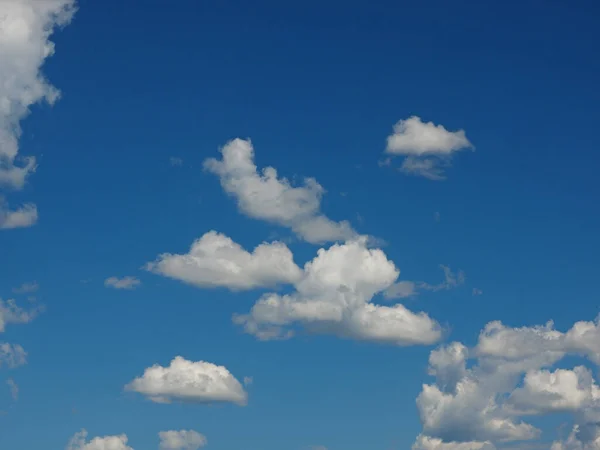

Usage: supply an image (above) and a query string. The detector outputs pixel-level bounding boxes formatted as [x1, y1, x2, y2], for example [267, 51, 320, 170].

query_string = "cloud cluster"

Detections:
[159, 430, 207, 450]
[125, 356, 248, 406]
[66, 429, 133, 450]
[414, 317, 600, 448]
[385, 116, 472, 180]
[147, 231, 302, 290]
[204, 138, 356, 244]
[234, 237, 442, 345]
[0, 298, 41, 332]
[0, 342, 27, 368]
[104, 276, 141, 290]
[0, 0, 77, 228]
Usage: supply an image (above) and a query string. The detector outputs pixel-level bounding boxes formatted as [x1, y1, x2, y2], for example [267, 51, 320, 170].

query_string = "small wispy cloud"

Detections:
[6, 378, 18, 401]
[104, 276, 141, 290]
[472, 287, 483, 296]
[12, 282, 39, 294]
[169, 157, 183, 166]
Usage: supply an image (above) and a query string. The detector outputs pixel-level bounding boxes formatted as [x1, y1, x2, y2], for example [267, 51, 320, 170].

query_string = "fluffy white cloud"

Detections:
[147, 231, 302, 290]
[415, 317, 600, 448]
[104, 276, 141, 290]
[159, 430, 207, 450]
[0, 0, 76, 228]
[0, 298, 41, 332]
[0, 342, 27, 368]
[384, 116, 472, 180]
[0, 199, 37, 229]
[234, 237, 442, 345]
[412, 435, 496, 450]
[204, 138, 356, 244]
[125, 356, 248, 406]
[66, 429, 133, 450]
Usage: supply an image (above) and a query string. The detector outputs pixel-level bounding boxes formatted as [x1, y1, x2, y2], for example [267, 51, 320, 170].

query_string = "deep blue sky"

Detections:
[1, 0, 600, 449]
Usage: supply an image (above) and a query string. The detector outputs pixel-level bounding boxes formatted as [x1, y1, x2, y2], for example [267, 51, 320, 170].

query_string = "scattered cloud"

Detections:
[384, 265, 465, 300]
[6, 378, 18, 401]
[413, 316, 600, 448]
[234, 237, 442, 345]
[169, 157, 183, 166]
[146, 231, 302, 291]
[204, 138, 357, 244]
[0, 199, 38, 229]
[104, 276, 141, 290]
[0, 343, 27, 368]
[12, 282, 39, 294]
[384, 116, 473, 180]
[243, 376, 253, 386]
[66, 429, 133, 450]
[125, 356, 248, 406]
[472, 288, 483, 296]
[0, 298, 42, 332]
[0, 0, 77, 226]
[419, 265, 465, 292]
[159, 430, 207, 450]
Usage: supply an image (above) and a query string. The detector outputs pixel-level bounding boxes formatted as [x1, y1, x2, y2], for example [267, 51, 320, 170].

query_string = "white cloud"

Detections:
[385, 116, 472, 180]
[0, 199, 37, 229]
[159, 430, 207, 450]
[412, 435, 496, 450]
[147, 230, 302, 290]
[125, 356, 248, 406]
[204, 138, 357, 244]
[234, 237, 442, 345]
[414, 316, 600, 448]
[12, 281, 39, 294]
[551, 424, 600, 450]
[104, 276, 141, 290]
[0, 0, 76, 226]
[0, 298, 41, 332]
[0, 342, 27, 368]
[6, 378, 18, 400]
[66, 429, 133, 450]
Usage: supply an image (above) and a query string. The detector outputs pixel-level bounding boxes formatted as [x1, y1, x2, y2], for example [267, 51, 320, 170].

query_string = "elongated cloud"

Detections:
[204, 138, 356, 244]
[0, 0, 77, 227]
[0, 298, 41, 332]
[147, 231, 302, 290]
[66, 429, 133, 450]
[104, 276, 141, 290]
[384, 116, 472, 180]
[234, 237, 442, 345]
[126, 356, 248, 406]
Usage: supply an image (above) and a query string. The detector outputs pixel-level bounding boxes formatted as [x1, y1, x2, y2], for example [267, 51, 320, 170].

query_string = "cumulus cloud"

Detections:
[234, 237, 442, 345]
[125, 356, 248, 406]
[414, 316, 600, 448]
[66, 429, 133, 450]
[0, 199, 37, 229]
[0, 298, 41, 332]
[147, 231, 302, 290]
[412, 435, 496, 450]
[0, 0, 77, 226]
[204, 138, 357, 244]
[159, 430, 207, 450]
[0, 342, 27, 368]
[104, 276, 141, 290]
[551, 424, 600, 450]
[384, 116, 472, 180]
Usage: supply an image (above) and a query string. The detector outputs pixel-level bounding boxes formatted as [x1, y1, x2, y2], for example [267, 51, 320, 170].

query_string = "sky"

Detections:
[1, 0, 600, 449]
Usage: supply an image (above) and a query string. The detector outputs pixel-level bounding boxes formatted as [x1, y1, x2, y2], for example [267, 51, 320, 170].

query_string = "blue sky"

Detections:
[1, 0, 600, 449]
